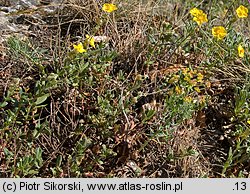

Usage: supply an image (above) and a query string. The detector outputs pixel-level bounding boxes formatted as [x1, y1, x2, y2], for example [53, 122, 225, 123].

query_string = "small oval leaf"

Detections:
[35, 94, 50, 105]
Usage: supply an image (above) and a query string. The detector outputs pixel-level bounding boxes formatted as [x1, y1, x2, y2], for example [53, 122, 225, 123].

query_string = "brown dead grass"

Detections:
[1, 0, 241, 178]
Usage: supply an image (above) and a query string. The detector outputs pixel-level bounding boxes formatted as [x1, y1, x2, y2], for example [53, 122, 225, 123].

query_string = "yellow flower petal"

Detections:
[238, 44, 244, 58]
[73, 43, 87, 53]
[190, 8, 203, 17]
[247, 120, 250, 124]
[197, 73, 204, 82]
[236, 5, 248, 18]
[168, 74, 179, 84]
[212, 26, 227, 40]
[190, 8, 208, 25]
[175, 86, 182, 94]
[102, 3, 117, 13]
[184, 76, 191, 82]
[184, 96, 193, 103]
[194, 87, 201, 93]
[193, 13, 208, 25]
[86, 35, 95, 48]
[182, 68, 188, 75]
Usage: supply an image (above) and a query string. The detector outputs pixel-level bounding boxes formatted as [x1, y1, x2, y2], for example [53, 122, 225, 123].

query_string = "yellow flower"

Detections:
[236, 5, 248, 18]
[194, 87, 201, 93]
[238, 44, 244, 58]
[193, 12, 208, 25]
[175, 86, 182, 94]
[190, 8, 208, 25]
[247, 120, 250, 125]
[182, 68, 189, 75]
[197, 73, 204, 82]
[73, 43, 86, 53]
[168, 74, 179, 84]
[184, 96, 193, 103]
[190, 8, 203, 17]
[212, 26, 227, 40]
[86, 35, 95, 48]
[102, 3, 117, 13]
[184, 76, 191, 83]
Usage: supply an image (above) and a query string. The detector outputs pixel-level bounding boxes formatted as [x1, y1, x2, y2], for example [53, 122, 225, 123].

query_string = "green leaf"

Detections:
[27, 170, 39, 175]
[222, 147, 233, 175]
[56, 155, 62, 168]
[33, 129, 39, 138]
[4, 148, 13, 157]
[35, 147, 42, 159]
[0, 101, 8, 108]
[35, 94, 50, 105]
[142, 109, 156, 123]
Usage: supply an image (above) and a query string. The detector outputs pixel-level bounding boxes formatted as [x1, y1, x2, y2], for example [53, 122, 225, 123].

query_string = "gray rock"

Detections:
[0, 0, 65, 44]
[0, 0, 38, 7]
